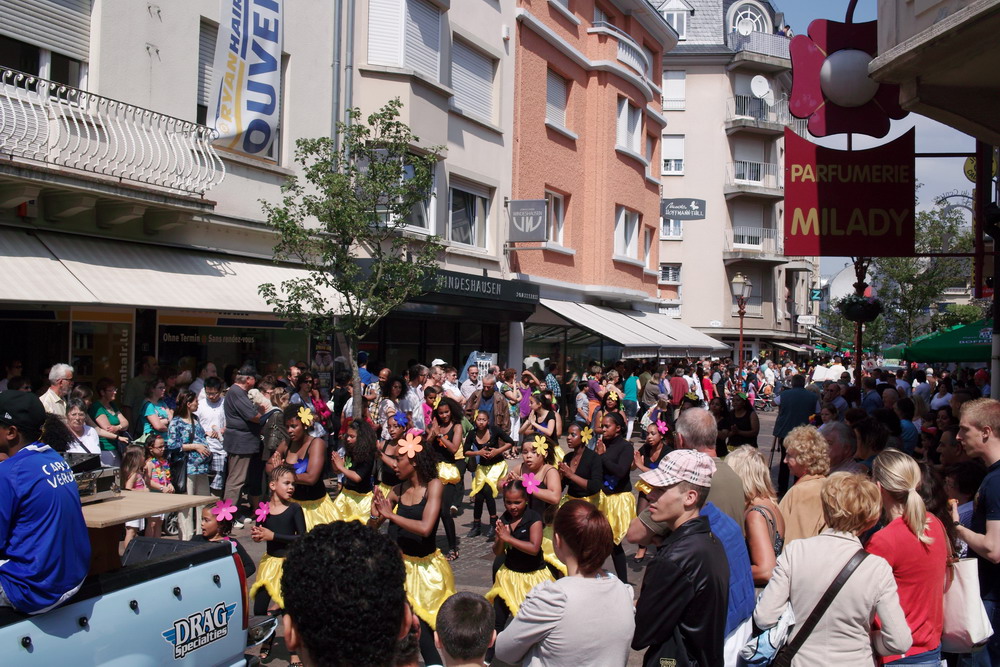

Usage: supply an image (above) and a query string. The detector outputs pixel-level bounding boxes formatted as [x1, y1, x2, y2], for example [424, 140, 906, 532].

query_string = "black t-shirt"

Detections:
[973, 459, 1000, 600]
[501, 508, 545, 573]
[343, 456, 374, 494]
[562, 447, 603, 498]
[464, 426, 513, 466]
[260, 503, 306, 558]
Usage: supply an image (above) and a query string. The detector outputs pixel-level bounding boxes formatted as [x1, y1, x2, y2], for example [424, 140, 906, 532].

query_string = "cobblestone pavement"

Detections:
[230, 410, 779, 666]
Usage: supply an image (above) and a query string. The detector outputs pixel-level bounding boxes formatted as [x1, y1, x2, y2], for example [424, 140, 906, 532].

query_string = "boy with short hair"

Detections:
[434, 592, 495, 667]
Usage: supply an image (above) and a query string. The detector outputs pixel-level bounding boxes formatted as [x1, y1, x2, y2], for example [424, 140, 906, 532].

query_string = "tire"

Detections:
[163, 512, 180, 536]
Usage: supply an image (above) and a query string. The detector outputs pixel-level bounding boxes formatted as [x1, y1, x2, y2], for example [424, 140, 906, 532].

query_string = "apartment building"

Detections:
[0, 0, 533, 382]
[512, 0, 727, 376]
[654, 0, 818, 361]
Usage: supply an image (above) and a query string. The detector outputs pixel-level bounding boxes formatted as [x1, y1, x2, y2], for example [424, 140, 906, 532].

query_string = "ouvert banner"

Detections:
[783, 127, 915, 256]
[209, 0, 283, 157]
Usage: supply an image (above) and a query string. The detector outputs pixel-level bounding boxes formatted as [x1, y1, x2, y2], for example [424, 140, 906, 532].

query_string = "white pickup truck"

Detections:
[0, 538, 274, 665]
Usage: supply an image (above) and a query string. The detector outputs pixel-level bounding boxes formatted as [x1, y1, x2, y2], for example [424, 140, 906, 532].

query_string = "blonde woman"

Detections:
[777, 425, 831, 543]
[755, 473, 912, 665]
[866, 449, 948, 666]
[727, 445, 785, 587]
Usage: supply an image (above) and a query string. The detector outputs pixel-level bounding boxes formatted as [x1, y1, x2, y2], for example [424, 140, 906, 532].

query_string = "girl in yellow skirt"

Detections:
[486, 480, 555, 659]
[376, 412, 406, 498]
[248, 466, 305, 661]
[329, 418, 377, 523]
[518, 392, 558, 459]
[631, 420, 670, 562]
[595, 412, 637, 582]
[266, 405, 337, 531]
[426, 391, 464, 561]
[507, 435, 564, 575]
[558, 423, 603, 507]
[463, 410, 514, 539]
[371, 432, 455, 667]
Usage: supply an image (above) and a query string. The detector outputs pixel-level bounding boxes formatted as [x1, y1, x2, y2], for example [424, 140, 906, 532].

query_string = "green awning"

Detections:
[883, 319, 993, 362]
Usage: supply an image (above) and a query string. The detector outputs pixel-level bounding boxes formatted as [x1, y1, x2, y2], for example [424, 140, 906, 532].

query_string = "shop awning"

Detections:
[0, 227, 97, 304]
[539, 299, 730, 358]
[10, 230, 337, 313]
[773, 341, 812, 354]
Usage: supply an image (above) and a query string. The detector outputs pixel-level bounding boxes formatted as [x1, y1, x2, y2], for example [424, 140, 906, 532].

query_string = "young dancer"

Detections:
[427, 395, 464, 560]
[371, 432, 456, 667]
[631, 421, 670, 562]
[558, 423, 603, 508]
[143, 434, 172, 537]
[121, 444, 147, 549]
[194, 502, 255, 576]
[267, 406, 336, 531]
[250, 466, 306, 661]
[596, 412, 636, 582]
[330, 419, 377, 523]
[507, 436, 564, 575]
[464, 410, 513, 540]
[377, 412, 406, 498]
[486, 481, 554, 654]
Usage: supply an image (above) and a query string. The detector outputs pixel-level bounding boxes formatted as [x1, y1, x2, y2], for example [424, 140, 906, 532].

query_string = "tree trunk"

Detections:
[345, 336, 364, 429]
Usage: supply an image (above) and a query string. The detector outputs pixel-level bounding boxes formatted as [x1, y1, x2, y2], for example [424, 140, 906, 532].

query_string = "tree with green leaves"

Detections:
[929, 303, 986, 331]
[872, 202, 972, 347]
[259, 99, 443, 416]
[821, 298, 888, 353]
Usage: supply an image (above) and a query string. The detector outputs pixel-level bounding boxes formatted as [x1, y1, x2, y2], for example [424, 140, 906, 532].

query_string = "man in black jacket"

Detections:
[632, 449, 729, 667]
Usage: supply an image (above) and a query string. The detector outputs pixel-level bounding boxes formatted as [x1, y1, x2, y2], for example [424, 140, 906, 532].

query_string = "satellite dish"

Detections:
[737, 19, 754, 36]
[750, 75, 776, 107]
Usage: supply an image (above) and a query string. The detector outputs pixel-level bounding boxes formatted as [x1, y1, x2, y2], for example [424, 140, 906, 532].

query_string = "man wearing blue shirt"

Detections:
[0, 391, 90, 614]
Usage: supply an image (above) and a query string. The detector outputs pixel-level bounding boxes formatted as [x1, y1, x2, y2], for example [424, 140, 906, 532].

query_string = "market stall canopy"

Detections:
[883, 319, 992, 363]
[539, 299, 729, 358]
[0, 227, 341, 313]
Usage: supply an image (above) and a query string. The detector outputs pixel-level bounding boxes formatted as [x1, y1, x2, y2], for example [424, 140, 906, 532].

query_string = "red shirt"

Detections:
[866, 513, 948, 661]
[668, 377, 690, 406]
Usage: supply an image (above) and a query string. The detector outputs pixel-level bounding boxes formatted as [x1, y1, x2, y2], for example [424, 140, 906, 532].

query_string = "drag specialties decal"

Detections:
[162, 601, 236, 659]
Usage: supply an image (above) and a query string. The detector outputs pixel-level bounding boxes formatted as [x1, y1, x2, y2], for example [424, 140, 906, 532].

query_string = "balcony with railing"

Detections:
[726, 31, 792, 70]
[724, 226, 787, 264]
[589, 22, 657, 89]
[0, 67, 224, 196]
[725, 95, 808, 137]
[724, 160, 784, 199]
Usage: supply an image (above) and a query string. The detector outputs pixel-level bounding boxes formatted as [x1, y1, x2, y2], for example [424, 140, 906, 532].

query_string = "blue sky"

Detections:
[774, 0, 977, 277]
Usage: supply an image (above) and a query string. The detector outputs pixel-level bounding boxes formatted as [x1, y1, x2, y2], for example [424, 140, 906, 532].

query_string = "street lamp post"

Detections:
[732, 272, 753, 366]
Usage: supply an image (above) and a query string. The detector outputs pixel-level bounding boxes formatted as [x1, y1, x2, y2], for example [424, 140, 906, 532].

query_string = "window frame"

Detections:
[662, 70, 686, 111]
[661, 134, 685, 175]
[659, 263, 681, 284]
[450, 38, 496, 122]
[545, 68, 569, 128]
[661, 11, 688, 40]
[545, 190, 566, 245]
[614, 205, 640, 259]
[660, 218, 683, 240]
[448, 181, 490, 249]
[616, 97, 643, 154]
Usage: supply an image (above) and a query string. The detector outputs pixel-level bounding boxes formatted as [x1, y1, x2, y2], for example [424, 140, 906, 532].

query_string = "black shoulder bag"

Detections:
[772, 549, 869, 667]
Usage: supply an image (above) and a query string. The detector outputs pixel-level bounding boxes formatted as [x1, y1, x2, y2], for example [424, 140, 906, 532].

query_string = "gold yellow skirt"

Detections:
[248, 553, 285, 609]
[402, 550, 456, 630]
[557, 492, 601, 509]
[553, 446, 566, 464]
[377, 482, 394, 499]
[330, 488, 373, 524]
[291, 494, 339, 532]
[599, 490, 637, 545]
[541, 525, 568, 575]
[485, 565, 554, 615]
[437, 461, 462, 485]
[471, 460, 507, 497]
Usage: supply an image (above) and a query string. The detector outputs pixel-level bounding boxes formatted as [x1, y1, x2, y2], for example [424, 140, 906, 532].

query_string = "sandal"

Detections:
[260, 635, 274, 661]
[446, 548, 460, 561]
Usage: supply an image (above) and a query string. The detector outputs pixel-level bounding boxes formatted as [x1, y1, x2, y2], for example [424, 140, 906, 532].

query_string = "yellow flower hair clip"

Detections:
[297, 406, 314, 427]
[532, 435, 549, 458]
[433, 395, 441, 409]
[580, 426, 594, 442]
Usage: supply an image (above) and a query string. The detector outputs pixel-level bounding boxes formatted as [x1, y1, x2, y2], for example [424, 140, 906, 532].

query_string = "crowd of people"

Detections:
[1, 350, 999, 667]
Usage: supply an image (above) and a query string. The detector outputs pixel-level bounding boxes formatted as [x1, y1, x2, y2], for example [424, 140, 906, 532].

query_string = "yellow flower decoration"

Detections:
[532, 435, 549, 458]
[296, 406, 314, 427]
[433, 395, 441, 409]
[608, 391, 619, 403]
[580, 427, 594, 442]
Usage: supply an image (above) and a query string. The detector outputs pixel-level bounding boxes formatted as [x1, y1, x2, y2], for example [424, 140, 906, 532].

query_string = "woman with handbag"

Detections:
[167, 390, 212, 540]
[866, 449, 948, 666]
[754, 472, 912, 665]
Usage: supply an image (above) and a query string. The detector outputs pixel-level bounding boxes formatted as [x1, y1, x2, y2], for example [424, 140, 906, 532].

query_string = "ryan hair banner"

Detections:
[209, 0, 283, 157]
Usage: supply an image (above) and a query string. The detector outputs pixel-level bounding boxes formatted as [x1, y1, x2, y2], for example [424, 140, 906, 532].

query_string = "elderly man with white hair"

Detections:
[39, 363, 74, 417]
[822, 421, 865, 474]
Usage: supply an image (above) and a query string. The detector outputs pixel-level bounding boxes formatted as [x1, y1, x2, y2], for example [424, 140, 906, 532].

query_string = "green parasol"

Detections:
[883, 319, 993, 363]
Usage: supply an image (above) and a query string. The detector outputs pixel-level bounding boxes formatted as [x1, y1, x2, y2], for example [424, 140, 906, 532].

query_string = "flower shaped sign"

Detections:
[789, 19, 907, 138]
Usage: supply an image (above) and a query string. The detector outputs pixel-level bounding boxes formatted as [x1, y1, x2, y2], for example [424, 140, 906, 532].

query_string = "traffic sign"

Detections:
[809, 288, 822, 301]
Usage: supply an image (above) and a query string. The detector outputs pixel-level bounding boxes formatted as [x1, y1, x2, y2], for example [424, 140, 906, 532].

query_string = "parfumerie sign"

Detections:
[783, 127, 915, 257]
[660, 199, 706, 220]
[508, 199, 548, 243]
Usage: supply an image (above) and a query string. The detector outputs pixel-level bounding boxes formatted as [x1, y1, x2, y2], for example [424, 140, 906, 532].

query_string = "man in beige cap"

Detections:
[632, 449, 729, 667]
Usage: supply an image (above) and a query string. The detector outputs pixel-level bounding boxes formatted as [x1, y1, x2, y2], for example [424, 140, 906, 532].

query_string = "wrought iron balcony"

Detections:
[724, 225, 786, 263]
[725, 160, 784, 199]
[0, 67, 224, 196]
[726, 30, 791, 61]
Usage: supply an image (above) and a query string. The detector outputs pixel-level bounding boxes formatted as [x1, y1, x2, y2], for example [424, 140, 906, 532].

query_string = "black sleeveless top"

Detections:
[389, 485, 439, 558]
[343, 456, 374, 494]
[290, 439, 327, 501]
[378, 441, 402, 487]
[526, 465, 557, 520]
[501, 508, 545, 573]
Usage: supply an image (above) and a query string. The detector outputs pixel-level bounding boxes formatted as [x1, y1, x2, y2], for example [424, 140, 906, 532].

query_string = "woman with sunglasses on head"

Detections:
[371, 433, 455, 667]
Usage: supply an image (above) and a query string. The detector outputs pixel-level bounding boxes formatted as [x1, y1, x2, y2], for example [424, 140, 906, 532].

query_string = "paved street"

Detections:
[233, 409, 778, 666]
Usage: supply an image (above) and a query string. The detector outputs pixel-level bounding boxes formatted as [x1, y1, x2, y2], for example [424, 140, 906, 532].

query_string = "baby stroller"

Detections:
[754, 384, 775, 412]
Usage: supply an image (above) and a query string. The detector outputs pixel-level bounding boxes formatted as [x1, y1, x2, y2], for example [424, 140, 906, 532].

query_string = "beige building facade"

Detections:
[655, 0, 818, 360]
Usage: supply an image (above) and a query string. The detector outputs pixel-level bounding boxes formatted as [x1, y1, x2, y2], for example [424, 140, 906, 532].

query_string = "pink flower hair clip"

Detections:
[212, 499, 236, 522]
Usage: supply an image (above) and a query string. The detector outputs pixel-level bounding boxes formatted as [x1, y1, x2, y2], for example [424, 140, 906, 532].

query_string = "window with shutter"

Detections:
[451, 40, 494, 121]
[661, 11, 687, 39]
[614, 205, 639, 258]
[662, 70, 685, 110]
[404, 0, 441, 81]
[0, 0, 91, 63]
[545, 69, 567, 127]
[661, 134, 684, 174]
[368, 0, 403, 67]
[197, 22, 217, 124]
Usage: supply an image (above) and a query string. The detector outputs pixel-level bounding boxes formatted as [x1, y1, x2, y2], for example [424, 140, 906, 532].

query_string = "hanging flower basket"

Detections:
[837, 294, 883, 323]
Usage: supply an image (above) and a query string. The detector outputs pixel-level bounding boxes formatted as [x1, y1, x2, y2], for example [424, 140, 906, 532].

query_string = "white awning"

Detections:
[0, 230, 336, 313]
[0, 227, 97, 304]
[773, 341, 813, 353]
[539, 299, 730, 358]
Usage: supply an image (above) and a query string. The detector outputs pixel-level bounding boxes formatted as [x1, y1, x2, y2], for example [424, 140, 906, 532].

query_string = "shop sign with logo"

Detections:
[508, 199, 548, 242]
[784, 127, 915, 257]
[433, 269, 539, 304]
[660, 199, 706, 220]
